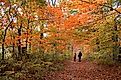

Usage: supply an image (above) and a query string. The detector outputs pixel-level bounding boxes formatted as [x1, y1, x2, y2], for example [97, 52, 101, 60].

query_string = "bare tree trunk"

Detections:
[18, 22, 22, 60]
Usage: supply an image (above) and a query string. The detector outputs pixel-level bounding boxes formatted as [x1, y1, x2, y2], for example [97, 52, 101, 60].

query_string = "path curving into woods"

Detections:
[43, 60, 121, 80]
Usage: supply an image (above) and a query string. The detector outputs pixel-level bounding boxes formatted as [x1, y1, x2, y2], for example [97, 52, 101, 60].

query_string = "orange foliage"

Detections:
[2, 0, 105, 54]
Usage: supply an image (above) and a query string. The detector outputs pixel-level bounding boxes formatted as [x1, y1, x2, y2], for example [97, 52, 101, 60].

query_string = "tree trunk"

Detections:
[2, 42, 5, 60]
[18, 22, 22, 60]
[25, 19, 30, 53]
[1, 21, 12, 60]
[12, 37, 15, 53]
[29, 25, 32, 53]
[112, 23, 119, 60]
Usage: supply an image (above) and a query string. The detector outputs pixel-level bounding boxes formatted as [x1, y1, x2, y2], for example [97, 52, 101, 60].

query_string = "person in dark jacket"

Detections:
[78, 51, 82, 62]
[74, 53, 76, 61]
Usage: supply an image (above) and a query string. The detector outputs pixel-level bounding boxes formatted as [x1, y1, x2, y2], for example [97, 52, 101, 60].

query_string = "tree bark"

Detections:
[25, 19, 30, 52]
[18, 22, 22, 60]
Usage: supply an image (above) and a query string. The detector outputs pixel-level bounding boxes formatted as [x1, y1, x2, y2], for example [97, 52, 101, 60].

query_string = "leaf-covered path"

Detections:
[43, 60, 121, 80]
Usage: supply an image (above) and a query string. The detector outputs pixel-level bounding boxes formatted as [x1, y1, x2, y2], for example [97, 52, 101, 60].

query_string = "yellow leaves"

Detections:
[81, 0, 106, 4]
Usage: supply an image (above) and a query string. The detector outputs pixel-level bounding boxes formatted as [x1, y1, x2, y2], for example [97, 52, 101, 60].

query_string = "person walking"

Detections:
[74, 53, 76, 61]
[78, 51, 82, 62]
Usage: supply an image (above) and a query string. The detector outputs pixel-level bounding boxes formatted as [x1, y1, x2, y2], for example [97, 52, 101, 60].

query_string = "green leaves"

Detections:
[70, 9, 78, 15]
[118, 0, 121, 3]
[36, 0, 47, 6]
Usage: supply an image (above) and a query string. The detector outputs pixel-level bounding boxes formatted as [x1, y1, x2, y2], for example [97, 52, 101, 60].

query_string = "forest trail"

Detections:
[44, 60, 121, 80]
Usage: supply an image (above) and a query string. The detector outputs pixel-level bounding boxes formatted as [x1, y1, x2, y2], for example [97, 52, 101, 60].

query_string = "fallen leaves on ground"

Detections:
[43, 60, 121, 80]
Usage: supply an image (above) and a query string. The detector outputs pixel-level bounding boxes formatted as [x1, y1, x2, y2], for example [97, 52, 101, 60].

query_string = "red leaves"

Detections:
[47, 6, 64, 20]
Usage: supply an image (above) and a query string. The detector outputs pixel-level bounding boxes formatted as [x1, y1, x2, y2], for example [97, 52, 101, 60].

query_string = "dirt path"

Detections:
[43, 60, 121, 80]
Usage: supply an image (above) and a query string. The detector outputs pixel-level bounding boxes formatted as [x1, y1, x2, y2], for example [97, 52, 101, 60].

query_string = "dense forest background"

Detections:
[1, 0, 121, 79]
